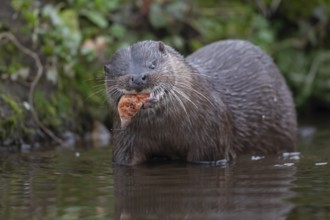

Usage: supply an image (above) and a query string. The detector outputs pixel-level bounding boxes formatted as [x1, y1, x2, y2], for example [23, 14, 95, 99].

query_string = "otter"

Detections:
[104, 40, 297, 165]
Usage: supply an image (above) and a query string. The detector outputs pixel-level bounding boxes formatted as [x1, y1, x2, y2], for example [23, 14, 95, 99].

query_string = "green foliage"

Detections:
[34, 92, 63, 129]
[11, 0, 39, 32]
[1, 0, 330, 142]
[40, 5, 82, 81]
[0, 94, 24, 141]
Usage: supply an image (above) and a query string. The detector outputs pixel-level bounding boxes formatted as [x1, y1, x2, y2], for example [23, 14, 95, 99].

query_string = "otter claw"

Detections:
[142, 97, 158, 109]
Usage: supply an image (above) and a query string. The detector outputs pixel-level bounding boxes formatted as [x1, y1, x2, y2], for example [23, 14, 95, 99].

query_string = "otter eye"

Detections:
[149, 61, 156, 70]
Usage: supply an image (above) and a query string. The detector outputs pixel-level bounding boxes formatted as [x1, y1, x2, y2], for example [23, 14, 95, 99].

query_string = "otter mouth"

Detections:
[143, 86, 168, 108]
[115, 86, 169, 128]
[116, 89, 149, 105]
[151, 86, 167, 101]
[116, 86, 167, 109]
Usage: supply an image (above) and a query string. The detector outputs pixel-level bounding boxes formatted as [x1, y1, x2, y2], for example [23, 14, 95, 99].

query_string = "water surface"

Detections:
[0, 118, 330, 220]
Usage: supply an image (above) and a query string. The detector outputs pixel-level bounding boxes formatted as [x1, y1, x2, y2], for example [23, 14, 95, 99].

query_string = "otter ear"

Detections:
[104, 64, 111, 73]
[158, 41, 166, 54]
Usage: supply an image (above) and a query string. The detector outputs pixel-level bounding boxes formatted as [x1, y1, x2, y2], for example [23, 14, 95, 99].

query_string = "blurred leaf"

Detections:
[171, 35, 184, 49]
[59, 9, 82, 50]
[82, 10, 108, 28]
[110, 24, 126, 38]
[46, 64, 58, 84]
[101, 0, 119, 11]
[42, 4, 62, 26]
[149, 3, 167, 28]
[165, 1, 187, 20]
[10, 68, 29, 81]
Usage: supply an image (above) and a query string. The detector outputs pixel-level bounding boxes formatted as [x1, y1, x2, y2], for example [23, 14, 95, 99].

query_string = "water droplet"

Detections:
[274, 163, 295, 167]
[23, 101, 31, 110]
[251, 155, 265, 161]
[282, 152, 300, 157]
[315, 162, 327, 166]
[273, 96, 278, 102]
[262, 115, 266, 120]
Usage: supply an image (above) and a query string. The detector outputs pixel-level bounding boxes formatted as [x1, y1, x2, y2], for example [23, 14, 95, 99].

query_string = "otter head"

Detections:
[104, 40, 184, 108]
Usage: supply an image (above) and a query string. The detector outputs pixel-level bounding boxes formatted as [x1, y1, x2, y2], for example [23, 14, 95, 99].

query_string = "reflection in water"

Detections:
[0, 148, 297, 220]
[288, 125, 330, 220]
[0, 148, 115, 220]
[114, 157, 296, 220]
[1, 122, 330, 220]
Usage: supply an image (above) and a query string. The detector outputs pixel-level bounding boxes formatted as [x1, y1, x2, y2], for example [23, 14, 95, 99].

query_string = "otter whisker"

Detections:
[168, 89, 193, 127]
[157, 82, 196, 117]
[106, 87, 118, 95]
[188, 86, 216, 108]
[174, 81, 216, 108]
[172, 87, 198, 109]
[106, 87, 123, 104]
[158, 84, 170, 115]
[92, 84, 107, 89]
[85, 89, 106, 101]
[164, 87, 180, 119]
[104, 79, 119, 82]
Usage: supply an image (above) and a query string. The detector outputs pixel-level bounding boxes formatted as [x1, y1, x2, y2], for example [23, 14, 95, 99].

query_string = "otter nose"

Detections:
[129, 74, 148, 88]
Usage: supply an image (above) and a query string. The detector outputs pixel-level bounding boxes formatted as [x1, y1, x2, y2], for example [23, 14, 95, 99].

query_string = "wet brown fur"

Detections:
[104, 40, 297, 165]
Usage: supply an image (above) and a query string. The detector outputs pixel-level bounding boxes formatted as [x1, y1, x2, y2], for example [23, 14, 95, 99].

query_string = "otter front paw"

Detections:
[142, 97, 158, 109]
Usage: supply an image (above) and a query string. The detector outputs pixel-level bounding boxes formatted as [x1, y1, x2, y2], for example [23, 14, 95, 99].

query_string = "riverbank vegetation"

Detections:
[0, 0, 329, 147]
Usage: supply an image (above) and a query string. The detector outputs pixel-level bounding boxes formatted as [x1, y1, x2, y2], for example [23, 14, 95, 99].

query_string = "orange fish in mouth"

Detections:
[117, 93, 150, 128]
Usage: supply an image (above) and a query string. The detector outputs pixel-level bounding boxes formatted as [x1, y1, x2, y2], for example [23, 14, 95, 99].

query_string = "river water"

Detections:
[0, 116, 329, 220]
